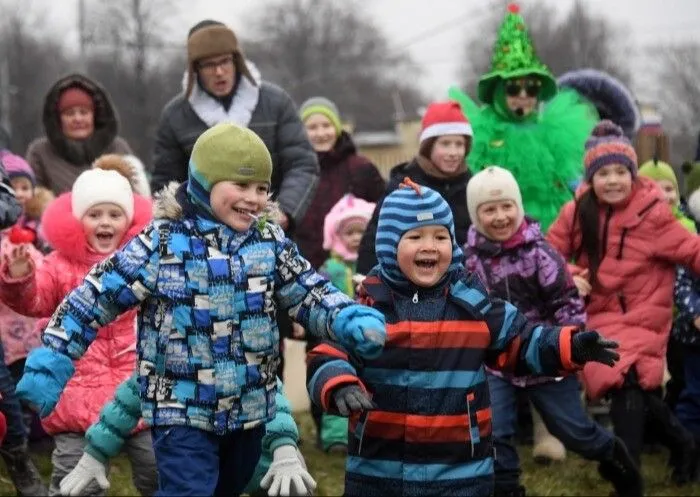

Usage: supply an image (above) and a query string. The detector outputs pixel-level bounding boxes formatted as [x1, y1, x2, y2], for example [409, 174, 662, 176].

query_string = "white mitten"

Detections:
[59, 452, 110, 496]
[260, 444, 316, 496]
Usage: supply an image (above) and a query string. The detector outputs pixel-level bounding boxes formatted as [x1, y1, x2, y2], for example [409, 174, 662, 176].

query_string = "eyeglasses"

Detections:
[504, 79, 541, 98]
[197, 56, 235, 72]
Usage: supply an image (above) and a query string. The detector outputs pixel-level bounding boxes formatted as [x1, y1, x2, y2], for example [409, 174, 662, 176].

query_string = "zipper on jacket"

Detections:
[618, 293, 627, 314]
[355, 411, 370, 456]
[466, 395, 475, 458]
[600, 205, 613, 260]
[616, 228, 628, 260]
[412, 291, 419, 304]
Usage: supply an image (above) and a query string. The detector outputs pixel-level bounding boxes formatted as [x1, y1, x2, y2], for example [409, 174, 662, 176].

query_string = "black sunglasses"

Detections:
[505, 79, 541, 98]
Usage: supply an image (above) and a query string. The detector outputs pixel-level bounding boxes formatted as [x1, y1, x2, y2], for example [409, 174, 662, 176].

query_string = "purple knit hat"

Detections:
[0, 151, 36, 186]
[584, 120, 638, 182]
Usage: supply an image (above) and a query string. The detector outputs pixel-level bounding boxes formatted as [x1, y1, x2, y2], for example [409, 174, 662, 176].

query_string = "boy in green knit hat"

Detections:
[16, 122, 387, 496]
[639, 159, 695, 233]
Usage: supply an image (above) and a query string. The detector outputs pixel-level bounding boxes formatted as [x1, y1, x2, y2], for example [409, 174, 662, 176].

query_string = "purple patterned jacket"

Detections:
[464, 218, 586, 386]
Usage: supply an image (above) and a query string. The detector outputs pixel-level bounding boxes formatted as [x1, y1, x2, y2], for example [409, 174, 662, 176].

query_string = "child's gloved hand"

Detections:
[59, 452, 110, 496]
[571, 330, 619, 367]
[260, 445, 316, 496]
[16, 347, 75, 418]
[332, 305, 386, 359]
[333, 384, 375, 416]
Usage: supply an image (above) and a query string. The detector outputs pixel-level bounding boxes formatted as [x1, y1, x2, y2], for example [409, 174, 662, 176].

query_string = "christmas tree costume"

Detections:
[448, 3, 598, 231]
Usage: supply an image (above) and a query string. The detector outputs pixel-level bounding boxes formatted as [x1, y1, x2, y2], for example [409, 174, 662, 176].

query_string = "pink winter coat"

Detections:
[0, 192, 152, 434]
[0, 236, 43, 367]
[547, 177, 700, 399]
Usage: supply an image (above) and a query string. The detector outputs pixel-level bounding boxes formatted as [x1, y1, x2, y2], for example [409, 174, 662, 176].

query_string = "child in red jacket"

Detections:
[548, 120, 700, 484]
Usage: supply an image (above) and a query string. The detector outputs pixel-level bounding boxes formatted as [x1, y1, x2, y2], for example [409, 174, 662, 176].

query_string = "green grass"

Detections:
[1, 412, 698, 496]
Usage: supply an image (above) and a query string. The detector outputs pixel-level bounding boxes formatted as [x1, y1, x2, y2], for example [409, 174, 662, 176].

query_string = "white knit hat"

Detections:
[467, 166, 524, 235]
[71, 169, 134, 222]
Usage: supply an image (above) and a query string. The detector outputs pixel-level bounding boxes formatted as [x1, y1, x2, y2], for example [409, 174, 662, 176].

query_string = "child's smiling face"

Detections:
[477, 200, 520, 242]
[396, 225, 452, 288]
[81, 203, 129, 254]
[210, 180, 269, 231]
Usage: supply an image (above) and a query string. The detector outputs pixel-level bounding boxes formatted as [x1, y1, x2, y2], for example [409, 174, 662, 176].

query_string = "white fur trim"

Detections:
[122, 155, 152, 198]
[419, 122, 473, 143]
[688, 189, 700, 222]
[186, 60, 262, 128]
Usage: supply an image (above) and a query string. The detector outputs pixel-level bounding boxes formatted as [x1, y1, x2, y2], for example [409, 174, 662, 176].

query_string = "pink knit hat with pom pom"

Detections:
[323, 194, 375, 261]
[584, 120, 638, 181]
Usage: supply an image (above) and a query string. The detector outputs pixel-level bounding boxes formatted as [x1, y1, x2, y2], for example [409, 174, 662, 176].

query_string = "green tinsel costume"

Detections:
[448, 3, 599, 231]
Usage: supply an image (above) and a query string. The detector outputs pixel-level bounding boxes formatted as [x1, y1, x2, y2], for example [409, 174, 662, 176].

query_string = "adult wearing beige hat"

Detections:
[151, 20, 319, 232]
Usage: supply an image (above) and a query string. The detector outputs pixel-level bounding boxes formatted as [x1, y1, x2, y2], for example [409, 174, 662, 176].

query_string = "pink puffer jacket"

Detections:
[0, 192, 152, 434]
[547, 177, 700, 399]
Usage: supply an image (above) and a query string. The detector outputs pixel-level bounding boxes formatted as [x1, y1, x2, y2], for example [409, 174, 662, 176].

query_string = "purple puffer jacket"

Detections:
[464, 217, 586, 386]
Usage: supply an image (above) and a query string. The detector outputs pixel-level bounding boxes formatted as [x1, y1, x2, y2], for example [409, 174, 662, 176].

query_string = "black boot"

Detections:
[493, 485, 526, 497]
[646, 392, 698, 485]
[0, 443, 48, 497]
[598, 437, 643, 497]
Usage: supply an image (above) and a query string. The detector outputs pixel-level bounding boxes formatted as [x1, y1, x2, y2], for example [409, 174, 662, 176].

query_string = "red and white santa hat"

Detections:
[419, 101, 473, 144]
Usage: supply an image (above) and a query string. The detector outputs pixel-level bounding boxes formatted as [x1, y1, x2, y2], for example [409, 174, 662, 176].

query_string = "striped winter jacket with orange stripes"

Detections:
[307, 268, 581, 497]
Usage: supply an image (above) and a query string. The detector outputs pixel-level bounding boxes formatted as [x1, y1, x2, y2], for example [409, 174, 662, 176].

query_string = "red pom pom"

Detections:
[8, 225, 36, 245]
[507, 3, 520, 13]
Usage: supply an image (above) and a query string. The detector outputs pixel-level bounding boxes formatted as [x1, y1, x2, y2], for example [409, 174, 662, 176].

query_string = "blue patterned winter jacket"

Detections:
[39, 185, 356, 434]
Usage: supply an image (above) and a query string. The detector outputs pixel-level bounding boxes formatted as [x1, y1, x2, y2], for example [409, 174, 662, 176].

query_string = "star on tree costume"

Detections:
[448, 3, 598, 231]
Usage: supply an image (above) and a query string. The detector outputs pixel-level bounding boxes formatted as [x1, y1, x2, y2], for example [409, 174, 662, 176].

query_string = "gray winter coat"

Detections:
[150, 81, 319, 226]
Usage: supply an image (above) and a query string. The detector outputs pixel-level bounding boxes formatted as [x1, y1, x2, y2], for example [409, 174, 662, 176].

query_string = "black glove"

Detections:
[571, 330, 620, 367]
[332, 384, 375, 416]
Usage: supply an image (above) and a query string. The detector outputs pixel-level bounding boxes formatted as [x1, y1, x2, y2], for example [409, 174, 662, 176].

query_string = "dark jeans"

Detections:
[151, 425, 264, 497]
[0, 343, 27, 448]
[488, 373, 614, 491]
[675, 348, 700, 438]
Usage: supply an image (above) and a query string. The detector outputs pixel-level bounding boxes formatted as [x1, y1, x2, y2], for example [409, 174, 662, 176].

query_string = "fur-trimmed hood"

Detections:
[154, 182, 281, 227]
[557, 69, 640, 139]
[41, 191, 152, 265]
[42, 74, 122, 166]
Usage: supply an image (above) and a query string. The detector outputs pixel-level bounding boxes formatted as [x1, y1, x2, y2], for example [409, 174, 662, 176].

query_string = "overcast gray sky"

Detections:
[30, 0, 700, 100]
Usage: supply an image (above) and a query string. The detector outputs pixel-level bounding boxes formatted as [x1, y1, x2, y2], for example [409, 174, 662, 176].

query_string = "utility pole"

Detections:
[0, 58, 11, 138]
[77, 0, 88, 71]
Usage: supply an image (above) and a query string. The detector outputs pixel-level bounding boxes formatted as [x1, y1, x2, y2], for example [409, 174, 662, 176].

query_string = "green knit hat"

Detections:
[299, 97, 342, 136]
[638, 159, 679, 194]
[477, 3, 556, 105]
[187, 123, 272, 213]
[683, 161, 700, 197]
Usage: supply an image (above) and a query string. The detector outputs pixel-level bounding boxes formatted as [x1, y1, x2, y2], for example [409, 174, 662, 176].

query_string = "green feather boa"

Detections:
[449, 86, 598, 231]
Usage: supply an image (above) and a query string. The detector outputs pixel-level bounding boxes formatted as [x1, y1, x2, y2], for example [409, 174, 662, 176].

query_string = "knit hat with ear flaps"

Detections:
[300, 97, 343, 137]
[187, 122, 272, 215]
[376, 178, 463, 288]
[71, 168, 134, 222]
[638, 159, 679, 197]
[323, 194, 375, 262]
[185, 20, 255, 98]
[584, 120, 638, 182]
[467, 166, 525, 236]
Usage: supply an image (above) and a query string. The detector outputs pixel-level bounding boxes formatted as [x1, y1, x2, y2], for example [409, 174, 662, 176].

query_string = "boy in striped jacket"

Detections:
[307, 178, 620, 497]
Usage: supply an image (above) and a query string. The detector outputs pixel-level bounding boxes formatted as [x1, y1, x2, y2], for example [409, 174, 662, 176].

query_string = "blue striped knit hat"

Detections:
[584, 120, 637, 182]
[376, 178, 463, 287]
[187, 123, 272, 217]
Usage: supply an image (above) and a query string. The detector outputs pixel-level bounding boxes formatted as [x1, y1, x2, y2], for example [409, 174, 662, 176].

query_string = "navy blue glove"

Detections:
[571, 331, 619, 367]
[332, 305, 386, 359]
[16, 347, 75, 418]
